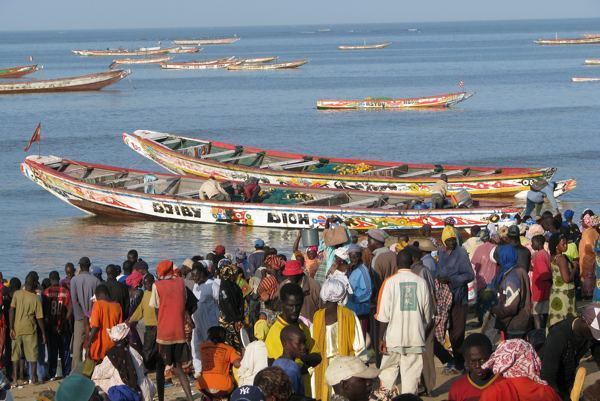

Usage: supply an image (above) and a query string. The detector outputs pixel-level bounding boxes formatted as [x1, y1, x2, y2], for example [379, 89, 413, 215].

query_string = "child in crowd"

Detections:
[273, 325, 307, 396]
[196, 326, 241, 399]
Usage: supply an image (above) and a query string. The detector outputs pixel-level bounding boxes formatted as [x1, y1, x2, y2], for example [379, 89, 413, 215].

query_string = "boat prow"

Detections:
[0, 64, 41, 79]
[0, 69, 130, 94]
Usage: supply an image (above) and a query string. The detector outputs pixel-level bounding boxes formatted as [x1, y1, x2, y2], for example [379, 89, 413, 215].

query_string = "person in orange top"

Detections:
[579, 211, 600, 299]
[86, 284, 123, 362]
[479, 339, 561, 401]
[196, 326, 241, 398]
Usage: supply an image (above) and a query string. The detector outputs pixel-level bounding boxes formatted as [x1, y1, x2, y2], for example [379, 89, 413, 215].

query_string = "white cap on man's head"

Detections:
[326, 356, 379, 386]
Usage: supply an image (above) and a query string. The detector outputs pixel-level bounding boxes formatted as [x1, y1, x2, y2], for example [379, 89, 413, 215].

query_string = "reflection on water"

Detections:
[23, 216, 300, 276]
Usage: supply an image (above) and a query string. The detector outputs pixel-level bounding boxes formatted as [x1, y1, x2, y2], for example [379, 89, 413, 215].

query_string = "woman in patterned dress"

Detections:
[547, 234, 576, 328]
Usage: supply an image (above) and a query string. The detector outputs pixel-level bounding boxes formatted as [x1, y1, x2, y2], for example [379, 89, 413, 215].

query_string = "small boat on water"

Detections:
[168, 46, 201, 54]
[584, 59, 600, 65]
[0, 64, 40, 79]
[572, 77, 600, 82]
[22, 155, 520, 230]
[242, 57, 278, 64]
[123, 130, 576, 198]
[172, 37, 240, 45]
[160, 57, 239, 70]
[110, 56, 172, 66]
[583, 33, 600, 39]
[72, 46, 177, 56]
[317, 92, 473, 110]
[534, 37, 600, 45]
[0, 69, 130, 94]
[227, 59, 307, 70]
[338, 42, 391, 50]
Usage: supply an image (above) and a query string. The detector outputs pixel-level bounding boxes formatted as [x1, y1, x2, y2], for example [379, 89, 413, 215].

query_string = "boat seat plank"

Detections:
[280, 160, 320, 170]
[296, 194, 344, 205]
[339, 197, 382, 208]
[200, 150, 237, 159]
[476, 169, 501, 176]
[221, 153, 258, 163]
[86, 172, 126, 182]
[260, 159, 305, 169]
[162, 138, 182, 146]
[358, 166, 398, 175]
[177, 190, 200, 197]
[126, 179, 169, 191]
[431, 170, 464, 178]
[398, 169, 435, 178]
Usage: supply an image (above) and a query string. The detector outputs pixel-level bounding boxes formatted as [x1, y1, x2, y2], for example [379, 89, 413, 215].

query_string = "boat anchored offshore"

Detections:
[534, 37, 600, 45]
[172, 37, 240, 45]
[572, 77, 600, 82]
[227, 60, 307, 70]
[338, 42, 391, 50]
[72, 47, 178, 57]
[317, 92, 473, 109]
[110, 56, 172, 66]
[22, 155, 521, 231]
[0, 64, 40, 79]
[123, 130, 576, 198]
[160, 57, 239, 70]
[0, 69, 130, 94]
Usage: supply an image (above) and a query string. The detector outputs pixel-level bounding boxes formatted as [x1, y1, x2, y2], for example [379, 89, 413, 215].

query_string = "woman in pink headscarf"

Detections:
[479, 339, 561, 401]
[580, 211, 600, 299]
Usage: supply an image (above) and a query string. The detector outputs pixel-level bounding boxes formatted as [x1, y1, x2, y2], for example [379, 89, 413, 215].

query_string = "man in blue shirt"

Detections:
[346, 244, 372, 337]
[273, 325, 306, 396]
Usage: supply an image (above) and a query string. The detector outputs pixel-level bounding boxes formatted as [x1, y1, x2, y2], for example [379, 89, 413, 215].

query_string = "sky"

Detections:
[1, 0, 600, 31]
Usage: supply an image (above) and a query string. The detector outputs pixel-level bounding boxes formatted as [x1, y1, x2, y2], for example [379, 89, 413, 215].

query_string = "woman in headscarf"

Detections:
[479, 339, 561, 401]
[92, 323, 156, 401]
[311, 277, 365, 401]
[548, 233, 576, 328]
[579, 211, 599, 299]
[217, 261, 245, 351]
[191, 263, 219, 377]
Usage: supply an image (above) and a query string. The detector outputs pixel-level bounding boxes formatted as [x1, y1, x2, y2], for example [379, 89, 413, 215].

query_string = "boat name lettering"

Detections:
[152, 202, 201, 218]
[267, 212, 310, 225]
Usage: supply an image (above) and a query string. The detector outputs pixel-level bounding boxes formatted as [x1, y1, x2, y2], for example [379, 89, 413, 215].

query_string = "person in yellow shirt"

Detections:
[129, 274, 158, 369]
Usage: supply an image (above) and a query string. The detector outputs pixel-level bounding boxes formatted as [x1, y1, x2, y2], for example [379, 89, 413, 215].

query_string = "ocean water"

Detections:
[1, 18, 599, 277]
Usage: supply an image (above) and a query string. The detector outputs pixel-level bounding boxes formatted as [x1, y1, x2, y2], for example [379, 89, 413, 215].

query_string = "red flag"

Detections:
[24, 123, 41, 152]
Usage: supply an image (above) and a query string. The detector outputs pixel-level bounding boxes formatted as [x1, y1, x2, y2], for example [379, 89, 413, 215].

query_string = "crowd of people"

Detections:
[0, 209, 599, 401]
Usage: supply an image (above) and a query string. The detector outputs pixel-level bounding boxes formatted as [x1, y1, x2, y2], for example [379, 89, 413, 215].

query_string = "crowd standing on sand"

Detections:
[0, 207, 599, 401]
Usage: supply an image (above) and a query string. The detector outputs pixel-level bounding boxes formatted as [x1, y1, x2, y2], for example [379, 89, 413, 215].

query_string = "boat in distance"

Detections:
[0, 69, 130, 94]
[242, 57, 278, 64]
[317, 92, 473, 110]
[227, 59, 307, 70]
[110, 56, 172, 66]
[572, 77, 600, 82]
[0, 64, 41, 79]
[534, 37, 600, 45]
[168, 46, 201, 54]
[22, 155, 520, 231]
[338, 42, 391, 50]
[161, 57, 239, 70]
[172, 37, 240, 45]
[123, 130, 576, 198]
[584, 59, 600, 65]
[72, 46, 178, 56]
[583, 33, 600, 39]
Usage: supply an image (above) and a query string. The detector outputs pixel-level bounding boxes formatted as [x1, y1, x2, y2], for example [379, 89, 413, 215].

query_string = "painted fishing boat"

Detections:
[583, 33, 600, 39]
[172, 37, 239, 45]
[0, 64, 40, 79]
[572, 77, 600, 82]
[123, 130, 576, 198]
[168, 46, 201, 54]
[227, 60, 307, 70]
[534, 37, 600, 45]
[21, 155, 520, 230]
[110, 56, 172, 66]
[242, 57, 278, 64]
[584, 59, 600, 65]
[317, 92, 473, 109]
[338, 42, 391, 50]
[72, 46, 178, 56]
[161, 57, 239, 70]
[0, 69, 130, 94]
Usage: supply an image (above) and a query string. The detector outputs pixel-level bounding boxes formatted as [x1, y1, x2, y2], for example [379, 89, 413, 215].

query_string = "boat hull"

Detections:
[338, 42, 391, 50]
[317, 92, 473, 109]
[227, 60, 307, 70]
[73, 47, 176, 56]
[0, 65, 40, 78]
[21, 156, 519, 230]
[172, 38, 239, 45]
[111, 56, 172, 65]
[535, 37, 600, 45]
[0, 70, 130, 94]
[122, 131, 573, 198]
[572, 77, 600, 82]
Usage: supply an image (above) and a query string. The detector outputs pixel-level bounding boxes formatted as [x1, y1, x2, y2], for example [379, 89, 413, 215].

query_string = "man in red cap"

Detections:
[149, 260, 194, 401]
[279, 260, 323, 321]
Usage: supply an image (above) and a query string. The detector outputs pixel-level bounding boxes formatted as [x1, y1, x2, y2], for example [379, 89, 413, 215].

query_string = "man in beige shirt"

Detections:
[199, 176, 230, 201]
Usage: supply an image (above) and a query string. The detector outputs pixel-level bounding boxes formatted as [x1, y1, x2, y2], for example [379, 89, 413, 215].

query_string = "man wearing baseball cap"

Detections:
[541, 303, 600, 399]
[230, 385, 265, 401]
[247, 239, 267, 277]
[326, 356, 379, 401]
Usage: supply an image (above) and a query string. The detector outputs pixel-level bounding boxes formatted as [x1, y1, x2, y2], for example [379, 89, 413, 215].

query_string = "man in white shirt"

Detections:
[198, 176, 230, 201]
[376, 249, 432, 395]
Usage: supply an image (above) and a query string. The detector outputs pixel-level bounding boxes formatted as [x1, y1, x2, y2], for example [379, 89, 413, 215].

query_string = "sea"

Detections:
[1, 18, 599, 278]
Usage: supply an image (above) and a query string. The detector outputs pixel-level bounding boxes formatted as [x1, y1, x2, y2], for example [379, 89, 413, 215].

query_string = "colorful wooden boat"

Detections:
[123, 130, 576, 198]
[572, 77, 600, 82]
[534, 37, 600, 45]
[227, 60, 307, 70]
[0, 70, 130, 94]
[584, 59, 600, 65]
[242, 57, 278, 64]
[0, 64, 40, 79]
[72, 46, 177, 56]
[338, 42, 391, 50]
[110, 56, 172, 66]
[317, 92, 473, 109]
[172, 37, 240, 45]
[21, 155, 520, 230]
[168, 46, 201, 54]
[161, 57, 239, 70]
